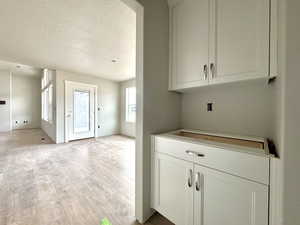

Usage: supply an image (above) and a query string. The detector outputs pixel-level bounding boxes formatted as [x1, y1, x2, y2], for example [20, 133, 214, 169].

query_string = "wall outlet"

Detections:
[207, 103, 213, 112]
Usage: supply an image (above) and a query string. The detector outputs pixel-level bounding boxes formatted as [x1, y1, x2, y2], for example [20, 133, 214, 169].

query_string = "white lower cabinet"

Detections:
[194, 165, 268, 225]
[152, 152, 269, 225]
[153, 153, 193, 225]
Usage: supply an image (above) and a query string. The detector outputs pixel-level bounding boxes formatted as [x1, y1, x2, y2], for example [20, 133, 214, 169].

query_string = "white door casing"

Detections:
[65, 81, 97, 142]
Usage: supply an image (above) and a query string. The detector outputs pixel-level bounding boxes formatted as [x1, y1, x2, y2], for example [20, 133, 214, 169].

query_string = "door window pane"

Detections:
[74, 90, 90, 132]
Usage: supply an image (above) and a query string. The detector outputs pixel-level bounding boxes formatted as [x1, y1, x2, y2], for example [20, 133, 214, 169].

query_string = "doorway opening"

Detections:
[65, 81, 97, 142]
[0, 0, 145, 223]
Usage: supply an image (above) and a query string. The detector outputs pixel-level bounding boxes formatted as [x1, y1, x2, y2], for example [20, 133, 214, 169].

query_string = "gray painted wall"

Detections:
[0, 71, 11, 132]
[55, 70, 120, 143]
[181, 80, 276, 138]
[282, 0, 300, 224]
[120, 78, 136, 137]
[137, 0, 182, 220]
[12, 75, 41, 129]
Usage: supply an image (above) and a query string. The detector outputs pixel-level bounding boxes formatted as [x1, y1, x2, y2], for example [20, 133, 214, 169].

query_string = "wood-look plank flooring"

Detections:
[0, 129, 173, 225]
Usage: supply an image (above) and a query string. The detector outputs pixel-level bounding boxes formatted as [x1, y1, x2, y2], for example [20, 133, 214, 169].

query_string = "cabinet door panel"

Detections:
[210, 0, 269, 83]
[171, 0, 209, 90]
[194, 165, 268, 225]
[153, 153, 193, 225]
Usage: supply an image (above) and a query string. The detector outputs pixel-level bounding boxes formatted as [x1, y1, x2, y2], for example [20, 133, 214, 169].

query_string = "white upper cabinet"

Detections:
[209, 0, 270, 84]
[169, 0, 272, 91]
[170, 0, 210, 90]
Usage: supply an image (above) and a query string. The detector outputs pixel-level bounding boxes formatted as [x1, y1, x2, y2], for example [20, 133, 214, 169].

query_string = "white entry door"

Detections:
[65, 81, 96, 142]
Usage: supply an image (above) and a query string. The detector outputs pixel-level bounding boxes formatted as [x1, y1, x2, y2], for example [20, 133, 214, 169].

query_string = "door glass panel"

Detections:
[74, 90, 90, 133]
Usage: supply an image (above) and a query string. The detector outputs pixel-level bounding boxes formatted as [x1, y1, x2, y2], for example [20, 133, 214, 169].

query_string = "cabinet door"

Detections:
[194, 165, 268, 225]
[209, 0, 269, 84]
[170, 0, 209, 90]
[153, 153, 193, 225]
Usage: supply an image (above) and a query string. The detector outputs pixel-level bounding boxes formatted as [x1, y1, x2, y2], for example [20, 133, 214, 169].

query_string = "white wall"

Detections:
[181, 80, 275, 138]
[120, 78, 136, 137]
[0, 71, 12, 132]
[41, 69, 57, 142]
[137, 0, 182, 221]
[55, 70, 120, 143]
[12, 75, 41, 129]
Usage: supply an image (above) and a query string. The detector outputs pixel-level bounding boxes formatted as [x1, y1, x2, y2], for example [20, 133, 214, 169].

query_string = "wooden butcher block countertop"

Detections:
[176, 131, 264, 150]
[156, 129, 270, 157]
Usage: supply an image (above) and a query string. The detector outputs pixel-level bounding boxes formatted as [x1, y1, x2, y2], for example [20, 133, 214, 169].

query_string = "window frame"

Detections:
[125, 86, 136, 123]
[41, 69, 53, 124]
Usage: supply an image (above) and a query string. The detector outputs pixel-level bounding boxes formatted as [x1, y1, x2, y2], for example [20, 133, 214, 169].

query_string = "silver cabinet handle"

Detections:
[186, 150, 205, 158]
[188, 169, 193, 188]
[203, 64, 208, 80]
[210, 63, 215, 78]
[195, 172, 201, 191]
[186, 150, 195, 156]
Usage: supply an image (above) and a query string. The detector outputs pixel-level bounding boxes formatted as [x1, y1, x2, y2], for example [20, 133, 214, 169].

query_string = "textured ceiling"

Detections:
[0, 60, 42, 78]
[0, 0, 136, 81]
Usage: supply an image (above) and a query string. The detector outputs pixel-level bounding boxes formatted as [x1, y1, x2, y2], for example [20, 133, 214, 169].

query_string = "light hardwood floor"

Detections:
[0, 129, 172, 225]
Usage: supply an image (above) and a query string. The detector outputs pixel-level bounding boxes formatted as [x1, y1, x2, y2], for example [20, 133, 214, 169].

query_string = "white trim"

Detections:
[269, 157, 283, 225]
[64, 82, 68, 142]
[120, 0, 145, 222]
[127, 1, 145, 223]
[65, 80, 98, 89]
[94, 86, 98, 138]
[135, 4, 146, 223]
[9, 71, 12, 131]
[64, 80, 98, 143]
